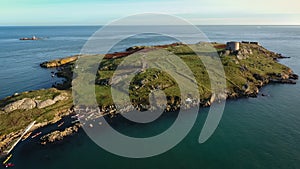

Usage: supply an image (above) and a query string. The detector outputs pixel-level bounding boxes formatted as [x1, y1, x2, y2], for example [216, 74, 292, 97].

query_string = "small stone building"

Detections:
[242, 41, 260, 45]
[250, 41, 260, 45]
[226, 41, 240, 51]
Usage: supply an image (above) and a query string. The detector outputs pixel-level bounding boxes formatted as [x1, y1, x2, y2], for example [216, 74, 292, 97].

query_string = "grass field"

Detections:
[0, 42, 293, 137]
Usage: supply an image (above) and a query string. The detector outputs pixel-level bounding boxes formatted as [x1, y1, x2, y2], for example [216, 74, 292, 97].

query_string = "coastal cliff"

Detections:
[0, 42, 298, 152]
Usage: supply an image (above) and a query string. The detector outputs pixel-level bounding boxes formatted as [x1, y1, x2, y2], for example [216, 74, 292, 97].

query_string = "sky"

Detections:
[1, 0, 300, 25]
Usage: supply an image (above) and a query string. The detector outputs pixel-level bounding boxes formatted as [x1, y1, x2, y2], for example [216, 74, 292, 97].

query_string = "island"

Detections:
[0, 41, 298, 157]
[19, 36, 41, 41]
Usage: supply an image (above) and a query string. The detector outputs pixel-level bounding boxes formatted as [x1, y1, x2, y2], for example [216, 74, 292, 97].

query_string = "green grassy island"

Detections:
[0, 42, 298, 155]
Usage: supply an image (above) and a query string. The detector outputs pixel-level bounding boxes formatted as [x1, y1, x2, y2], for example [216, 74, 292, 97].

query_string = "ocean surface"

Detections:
[0, 26, 300, 169]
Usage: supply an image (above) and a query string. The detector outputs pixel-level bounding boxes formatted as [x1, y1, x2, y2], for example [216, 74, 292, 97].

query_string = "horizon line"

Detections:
[1, 24, 300, 27]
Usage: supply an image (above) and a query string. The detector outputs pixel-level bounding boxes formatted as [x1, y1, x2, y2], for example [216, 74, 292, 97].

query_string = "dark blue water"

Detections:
[1, 26, 300, 169]
[0, 26, 98, 98]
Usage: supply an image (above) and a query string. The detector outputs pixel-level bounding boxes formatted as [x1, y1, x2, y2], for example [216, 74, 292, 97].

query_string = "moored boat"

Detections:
[71, 119, 80, 124]
[58, 122, 64, 127]
[71, 114, 79, 118]
[5, 163, 15, 167]
[31, 132, 42, 139]
[2, 154, 12, 165]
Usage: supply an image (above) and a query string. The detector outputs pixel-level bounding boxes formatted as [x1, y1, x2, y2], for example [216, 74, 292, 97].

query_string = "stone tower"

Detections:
[226, 41, 240, 51]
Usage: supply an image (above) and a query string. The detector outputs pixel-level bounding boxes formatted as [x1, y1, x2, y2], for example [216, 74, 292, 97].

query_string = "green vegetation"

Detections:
[0, 88, 72, 135]
[92, 43, 293, 108]
[0, 42, 295, 140]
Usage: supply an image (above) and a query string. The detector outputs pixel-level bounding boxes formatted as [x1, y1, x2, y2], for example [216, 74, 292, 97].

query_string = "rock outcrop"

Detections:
[3, 98, 36, 113]
[53, 94, 68, 102]
[236, 47, 253, 60]
[37, 99, 56, 109]
[40, 123, 81, 143]
[40, 56, 78, 68]
[0, 130, 23, 155]
[2, 93, 69, 113]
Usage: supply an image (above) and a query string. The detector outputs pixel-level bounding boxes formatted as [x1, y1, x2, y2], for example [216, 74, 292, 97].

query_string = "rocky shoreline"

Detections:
[0, 89, 74, 156]
[0, 41, 298, 154]
[40, 123, 82, 144]
[33, 42, 299, 145]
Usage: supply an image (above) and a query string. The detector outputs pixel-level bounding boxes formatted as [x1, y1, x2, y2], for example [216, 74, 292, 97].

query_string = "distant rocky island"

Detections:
[19, 36, 41, 41]
[0, 41, 298, 156]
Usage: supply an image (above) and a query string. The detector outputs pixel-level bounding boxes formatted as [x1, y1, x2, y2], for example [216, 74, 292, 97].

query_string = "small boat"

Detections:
[31, 132, 42, 139]
[78, 115, 85, 119]
[71, 114, 79, 118]
[87, 113, 95, 119]
[58, 122, 64, 127]
[71, 119, 80, 124]
[2, 154, 12, 164]
[5, 163, 15, 167]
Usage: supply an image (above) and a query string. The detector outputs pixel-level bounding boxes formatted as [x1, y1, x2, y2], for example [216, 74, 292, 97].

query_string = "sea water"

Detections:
[0, 26, 299, 169]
